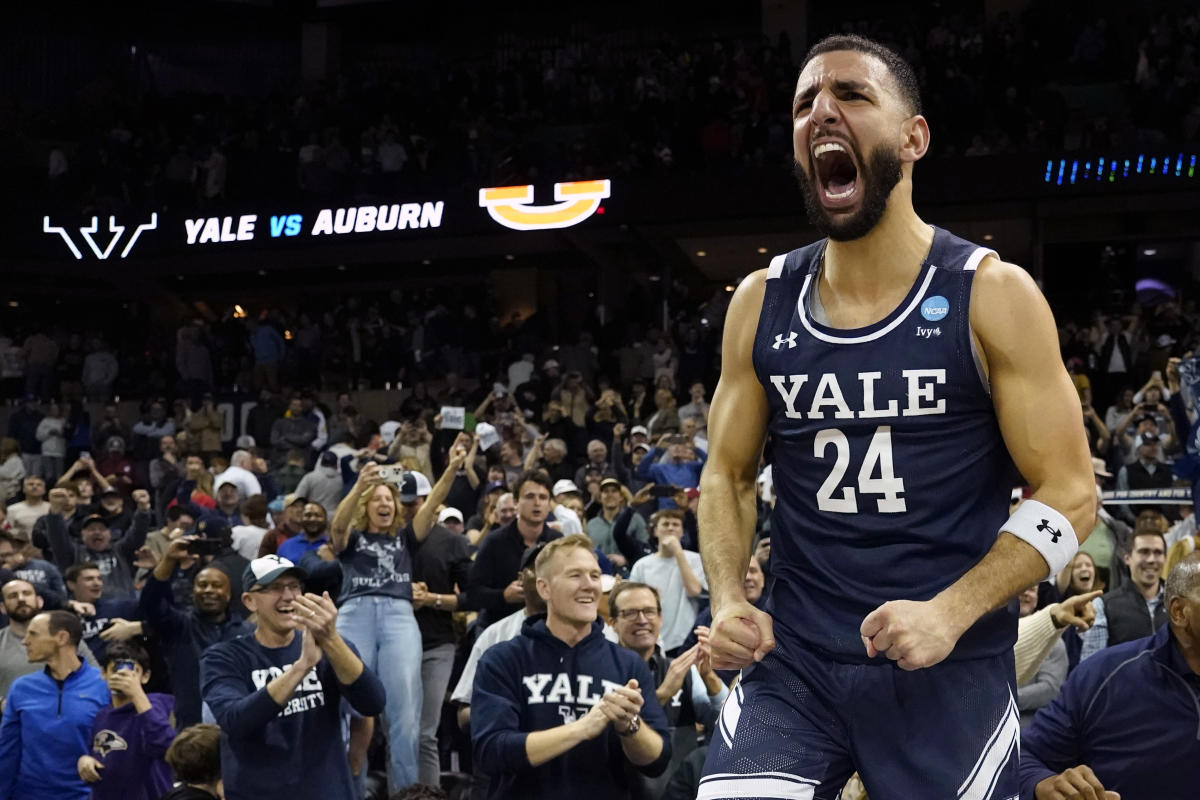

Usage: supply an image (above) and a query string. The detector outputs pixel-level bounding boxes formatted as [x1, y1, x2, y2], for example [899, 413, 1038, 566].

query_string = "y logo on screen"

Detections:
[43, 214, 158, 259]
[479, 180, 611, 231]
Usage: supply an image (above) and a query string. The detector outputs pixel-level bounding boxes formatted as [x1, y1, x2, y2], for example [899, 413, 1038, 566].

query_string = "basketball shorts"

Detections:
[699, 635, 1019, 800]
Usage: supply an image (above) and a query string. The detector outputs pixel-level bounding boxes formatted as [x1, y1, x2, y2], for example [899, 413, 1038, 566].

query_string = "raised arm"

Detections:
[861, 259, 1096, 670]
[414, 438, 470, 541]
[697, 270, 773, 670]
[330, 462, 381, 553]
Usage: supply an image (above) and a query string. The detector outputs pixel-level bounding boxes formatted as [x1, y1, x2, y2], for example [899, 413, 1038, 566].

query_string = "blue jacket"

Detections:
[472, 615, 672, 800]
[633, 448, 706, 509]
[0, 662, 110, 800]
[1020, 623, 1200, 799]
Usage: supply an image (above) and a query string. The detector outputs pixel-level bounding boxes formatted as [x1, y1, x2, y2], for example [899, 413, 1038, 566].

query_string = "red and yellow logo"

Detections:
[478, 180, 611, 231]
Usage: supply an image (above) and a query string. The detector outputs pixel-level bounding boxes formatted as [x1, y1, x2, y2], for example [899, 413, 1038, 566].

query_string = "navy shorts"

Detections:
[699, 636, 1019, 800]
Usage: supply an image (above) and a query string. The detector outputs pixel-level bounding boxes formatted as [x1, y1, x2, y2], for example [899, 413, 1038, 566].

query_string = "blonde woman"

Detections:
[329, 458, 452, 792]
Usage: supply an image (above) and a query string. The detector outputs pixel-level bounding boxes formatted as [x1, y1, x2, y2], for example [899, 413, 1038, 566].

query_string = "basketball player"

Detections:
[696, 35, 1096, 800]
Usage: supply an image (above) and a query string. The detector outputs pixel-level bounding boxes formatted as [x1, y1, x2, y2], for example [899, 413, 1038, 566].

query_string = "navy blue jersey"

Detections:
[753, 226, 1020, 660]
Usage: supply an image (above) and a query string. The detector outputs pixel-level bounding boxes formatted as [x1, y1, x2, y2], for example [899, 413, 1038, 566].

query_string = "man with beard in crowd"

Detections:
[0, 578, 98, 701]
[277, 501, 330, 564]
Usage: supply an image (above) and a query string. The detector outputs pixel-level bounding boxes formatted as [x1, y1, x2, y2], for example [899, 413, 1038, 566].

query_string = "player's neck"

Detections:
[822, 202, 932, 302]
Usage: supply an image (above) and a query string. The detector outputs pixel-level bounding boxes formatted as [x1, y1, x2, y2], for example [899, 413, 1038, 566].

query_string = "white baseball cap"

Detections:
[437, 507, 464, 524]
[552, 479, 580, 497]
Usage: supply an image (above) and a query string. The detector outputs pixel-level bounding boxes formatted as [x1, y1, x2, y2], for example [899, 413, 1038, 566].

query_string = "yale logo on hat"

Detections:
[243, 554, 307, 591]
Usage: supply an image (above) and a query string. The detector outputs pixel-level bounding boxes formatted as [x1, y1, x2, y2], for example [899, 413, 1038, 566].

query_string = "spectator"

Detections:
[187, 395, 224, 461]
[7, 396, 44, 478]
[200, 555, 386, 799]
[1015, 583, 1066, 727]
[22, 332, 59, 400]
[471, 534, 671, 800]
[587, 478, 648, 571]
[410, 446, 478, 786]
[94, 487, 133, 537]
[213, 450, 262, 502]
[81, 340, 119, 403]
[273, 448, 309, 496]
[451, 542, 548, 730]
[247, 319, 285, 392]
[64, 562, 141, 665]
[634, 435, 706, 510]
[230, 495, 270, 560]
[643, 389, 680, 438]
[0, 529, 69, 608]
[0, 578, 99, 700]
[1020, 555, 1200, 799]
[36, 401, 68, 484]
[676, 383, 710, 428]
[138, 537, 251, 728]
[550, 480, 585, 535]
[627, 509, 707, 654]
[256, 494, 305, 556]
[212, 481, 244, 528]
[295, 450, 344, 516]
[149, 435, 182, 512]
[91, 406, 128, 457]
[0, 610, 109, 800]
[468, 470, 561, 629]
[44, 498, 153, 601]
[6, 475, 49, 541]
[0, 437, 25, 504]
[277, 501, 330, 564]
[76, 641, 175, 800]
[270, 396, 316, 467]
[162, 723, 223, 800]
[608, 580, 726, 798]
[1079, 529, 1167, 661]
[574, 440, 615, 489]
[328, 461, 433, 791]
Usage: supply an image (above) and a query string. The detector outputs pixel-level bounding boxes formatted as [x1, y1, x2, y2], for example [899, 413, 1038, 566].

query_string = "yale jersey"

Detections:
[753, 226, 1020, 661]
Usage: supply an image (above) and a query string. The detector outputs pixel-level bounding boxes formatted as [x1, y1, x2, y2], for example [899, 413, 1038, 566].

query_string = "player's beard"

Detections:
[793, 143, 904, 242]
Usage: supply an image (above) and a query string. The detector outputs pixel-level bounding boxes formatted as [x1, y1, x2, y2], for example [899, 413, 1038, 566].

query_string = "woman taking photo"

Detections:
[329, 449, 464, 792]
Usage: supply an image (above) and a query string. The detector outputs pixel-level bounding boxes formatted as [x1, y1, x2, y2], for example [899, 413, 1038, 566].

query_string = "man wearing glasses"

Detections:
[199, 554, 386, 800]
[609, 581, 727, 799]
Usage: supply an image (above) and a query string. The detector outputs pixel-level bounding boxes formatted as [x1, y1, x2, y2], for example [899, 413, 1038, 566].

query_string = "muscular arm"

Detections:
[697, 271, 769, 612]
[924, 261, 1097, 654]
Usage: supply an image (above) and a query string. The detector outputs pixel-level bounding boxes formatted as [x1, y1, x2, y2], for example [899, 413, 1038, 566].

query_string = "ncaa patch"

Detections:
[921, 295, 950, 321]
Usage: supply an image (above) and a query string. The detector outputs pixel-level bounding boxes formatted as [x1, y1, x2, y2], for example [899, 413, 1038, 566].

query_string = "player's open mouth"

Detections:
[813, 140, 859, 208]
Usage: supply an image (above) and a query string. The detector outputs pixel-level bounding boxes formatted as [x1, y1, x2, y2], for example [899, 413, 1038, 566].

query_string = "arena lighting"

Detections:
[1143, 249, 1158, 256]
[1044, 152, 1198, 186]
[724, 285, 735, 292]
[756, 246, 768, 254]
[695, 250, 707, 257]
[982, 234, 994, 241]
[232, 305, 247, 319]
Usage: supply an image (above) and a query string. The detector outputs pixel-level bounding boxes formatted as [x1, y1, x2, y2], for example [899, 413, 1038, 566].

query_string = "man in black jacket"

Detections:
[1078, 529, 1166, 661]
[139, 536, 251, 727]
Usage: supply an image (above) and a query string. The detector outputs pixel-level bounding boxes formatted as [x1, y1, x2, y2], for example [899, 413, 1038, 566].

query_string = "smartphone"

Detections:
[650, 485, 680, 498]
[187, 537, 224, 556]
[377, 465, 406, 484]
[115, 660, 136, 673]
[80, 451, 91, 461]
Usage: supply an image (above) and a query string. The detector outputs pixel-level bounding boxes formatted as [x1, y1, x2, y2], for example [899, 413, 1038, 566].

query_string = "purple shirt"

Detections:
[88, 693, 176, 800]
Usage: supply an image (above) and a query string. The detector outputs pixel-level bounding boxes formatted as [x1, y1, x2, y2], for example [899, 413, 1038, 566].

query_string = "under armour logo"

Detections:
[773, 332, 798, 350]
[1037, 520, 1061, 543]
[43, 214, 158, 260]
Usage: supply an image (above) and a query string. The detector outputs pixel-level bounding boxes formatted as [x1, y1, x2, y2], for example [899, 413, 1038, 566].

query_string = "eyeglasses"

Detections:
[616, 607, 660, 621]
[252, 580, 303, 595]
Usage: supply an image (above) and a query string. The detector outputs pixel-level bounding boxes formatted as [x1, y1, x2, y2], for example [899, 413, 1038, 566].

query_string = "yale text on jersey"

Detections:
[768, 369, 946, 420]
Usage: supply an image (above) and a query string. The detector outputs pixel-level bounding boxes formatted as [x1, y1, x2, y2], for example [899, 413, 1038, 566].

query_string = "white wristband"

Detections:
[1003, 499, 1078, 579]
